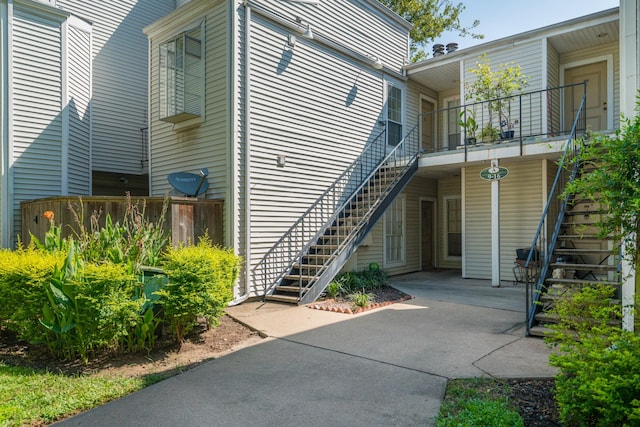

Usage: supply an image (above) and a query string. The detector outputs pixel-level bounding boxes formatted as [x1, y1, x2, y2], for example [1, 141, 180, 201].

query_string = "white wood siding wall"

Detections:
[246, 7, 408, 296]
[57, 0, 175, 175]
[464, 160, 545, 280]
[559, 41, 620, 129]
[257, 0, 410, 72]
[11, 6, 64, 240]
[498, 160, 544, 280]
[464, 166, 491, 278]
[438, 175, 461, 269]
[147, 0, 229, 201]
[66, 22, 91, 195]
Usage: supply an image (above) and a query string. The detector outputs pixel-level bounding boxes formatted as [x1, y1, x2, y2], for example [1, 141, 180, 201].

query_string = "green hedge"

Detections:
[0, 199, 241, 363]
[157, 239, 240, 342]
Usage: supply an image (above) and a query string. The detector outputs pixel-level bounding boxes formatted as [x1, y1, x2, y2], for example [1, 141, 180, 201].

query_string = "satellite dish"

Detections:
[167, 168, 209, 197]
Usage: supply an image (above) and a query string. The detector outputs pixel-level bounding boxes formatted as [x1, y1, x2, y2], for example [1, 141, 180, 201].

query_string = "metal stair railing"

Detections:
[525, 90, 587, 335]
[255, 124, 420, 301]
[293, 124, 421, 304]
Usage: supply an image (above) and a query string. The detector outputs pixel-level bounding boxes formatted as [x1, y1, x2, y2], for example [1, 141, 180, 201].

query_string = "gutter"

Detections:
[229, 1, 252, 305]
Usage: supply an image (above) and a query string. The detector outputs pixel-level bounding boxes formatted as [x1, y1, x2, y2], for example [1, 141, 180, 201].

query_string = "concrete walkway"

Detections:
[56, 271, 556, 426]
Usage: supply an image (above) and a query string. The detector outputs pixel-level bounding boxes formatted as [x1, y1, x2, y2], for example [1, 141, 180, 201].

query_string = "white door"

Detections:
[564, 61, 607, 133]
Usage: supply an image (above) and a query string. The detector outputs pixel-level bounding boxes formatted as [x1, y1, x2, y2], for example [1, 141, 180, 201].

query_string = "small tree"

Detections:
[465, 54, 528, 133]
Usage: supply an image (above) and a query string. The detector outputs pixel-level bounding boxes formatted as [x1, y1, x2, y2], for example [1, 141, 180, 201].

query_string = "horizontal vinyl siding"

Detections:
[247, 14, 386, 291]
[559, 41, 620, 129]
[464, 167, 491, 278]
[438, 176, 461, 269]
[148, 1, 228, 201]
[11, 7, 63, 240]
[257, 0, 409, 72]
[498, 160, 544, 280]
[66, 24, 91, 195]
[57, 0, 176, 175]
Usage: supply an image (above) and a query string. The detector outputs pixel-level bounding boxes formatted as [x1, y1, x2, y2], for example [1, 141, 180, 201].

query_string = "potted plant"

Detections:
[458, 109, 478, 144]
[465, 54, 528, 141]
[480, 124, 499, 143]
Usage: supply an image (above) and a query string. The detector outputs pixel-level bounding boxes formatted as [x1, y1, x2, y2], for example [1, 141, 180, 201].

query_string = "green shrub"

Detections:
[157, 237, 240, 342]
[325, 280, 342, 299]
[546, 285, 640, 426]
[334, 267, 388, 295]
[0, 247, 62, 342]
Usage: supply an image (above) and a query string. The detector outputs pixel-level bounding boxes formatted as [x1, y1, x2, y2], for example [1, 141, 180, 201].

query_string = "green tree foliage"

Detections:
[379, 0, 482, 61]
[564, 96, 640, 293]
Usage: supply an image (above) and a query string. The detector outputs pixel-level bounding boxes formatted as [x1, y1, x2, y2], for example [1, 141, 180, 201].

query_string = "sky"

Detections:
[436, 0, 620, 52]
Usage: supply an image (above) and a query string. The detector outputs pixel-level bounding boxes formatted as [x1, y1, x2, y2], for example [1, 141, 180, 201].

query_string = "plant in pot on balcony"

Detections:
[465, 54, 528, 142]
[480, 123, 499, 142]
[458, 109, 478, 144]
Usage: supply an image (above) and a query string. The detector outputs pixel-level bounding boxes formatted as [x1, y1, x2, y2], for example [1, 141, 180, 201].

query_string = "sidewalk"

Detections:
[56, 272, 556, 426]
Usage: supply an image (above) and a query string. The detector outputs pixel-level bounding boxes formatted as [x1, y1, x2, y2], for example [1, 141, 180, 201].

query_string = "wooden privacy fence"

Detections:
[21, 196, 224, 247]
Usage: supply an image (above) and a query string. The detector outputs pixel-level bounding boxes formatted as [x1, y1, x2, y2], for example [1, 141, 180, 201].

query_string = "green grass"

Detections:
[0, 362, 162, 426]
[435, 378, 524, 427]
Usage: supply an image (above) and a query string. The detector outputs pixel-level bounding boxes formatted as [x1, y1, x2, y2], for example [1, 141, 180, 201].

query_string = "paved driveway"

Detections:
[56, 271, 556, 426]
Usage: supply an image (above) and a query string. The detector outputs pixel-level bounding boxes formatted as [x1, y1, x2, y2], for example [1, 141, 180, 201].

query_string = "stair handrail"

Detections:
[255, 129, 387, 295]
[255, 124, 420, 297]
[525, 86, 587, 334]
[288, 124, 421, 300]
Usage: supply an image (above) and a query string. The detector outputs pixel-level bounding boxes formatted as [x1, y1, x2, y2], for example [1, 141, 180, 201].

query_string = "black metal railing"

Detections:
[418, 82, 587, 159]
[255, 124, 421, 301]
[524, 90, 587, 334]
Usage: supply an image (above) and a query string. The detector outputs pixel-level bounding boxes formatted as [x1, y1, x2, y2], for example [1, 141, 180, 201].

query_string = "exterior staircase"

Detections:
[256, 125, 421, 305]
[525, 96, 622, 335]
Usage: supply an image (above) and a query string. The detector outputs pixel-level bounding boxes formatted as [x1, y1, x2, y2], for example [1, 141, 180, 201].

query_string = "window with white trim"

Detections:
[159, 23, 203, 123]
[384, 196, 405, 266]
[445, 196, 462, 258]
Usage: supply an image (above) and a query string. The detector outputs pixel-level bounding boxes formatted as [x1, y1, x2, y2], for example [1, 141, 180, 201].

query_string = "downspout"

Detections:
[0, 0, 9, 247]
[229, 1, 251, 305]
[146, 37, 152, 195]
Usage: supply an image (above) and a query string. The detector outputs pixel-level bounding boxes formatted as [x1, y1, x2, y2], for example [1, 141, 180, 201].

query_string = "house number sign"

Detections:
[480, 165, 509, 181]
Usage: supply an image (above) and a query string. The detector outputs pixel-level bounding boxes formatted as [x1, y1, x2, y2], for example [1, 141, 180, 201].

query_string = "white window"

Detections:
[384, 196, 405, 267]
[386, 83, 403, 146]
[159, 23, 203, 123]
[444, 196, 462, 258]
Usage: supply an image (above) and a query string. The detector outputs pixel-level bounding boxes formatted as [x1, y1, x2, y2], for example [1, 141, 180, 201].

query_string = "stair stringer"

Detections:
[296, 160, 419, 305]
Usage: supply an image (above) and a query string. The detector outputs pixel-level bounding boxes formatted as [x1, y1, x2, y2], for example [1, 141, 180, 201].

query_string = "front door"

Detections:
[564, 61, 607, 133]
[421, 98, 435, 152]
[421, 200, 434, 270]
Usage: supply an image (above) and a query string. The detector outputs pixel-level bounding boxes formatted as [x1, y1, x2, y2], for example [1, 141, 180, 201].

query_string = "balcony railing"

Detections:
[417, 82, 587, 158]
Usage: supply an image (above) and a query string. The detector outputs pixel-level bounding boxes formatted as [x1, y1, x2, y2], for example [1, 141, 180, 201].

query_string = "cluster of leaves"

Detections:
[379, 0, 482, 61]
[325, 264, 388, 308]
[545, 284, 640, 426]
[0, 197, 240, 363]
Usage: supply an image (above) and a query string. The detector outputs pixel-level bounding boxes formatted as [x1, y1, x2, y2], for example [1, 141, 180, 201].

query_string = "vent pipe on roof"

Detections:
[446, 42, 458, 53]
[432, 43, 445, 56]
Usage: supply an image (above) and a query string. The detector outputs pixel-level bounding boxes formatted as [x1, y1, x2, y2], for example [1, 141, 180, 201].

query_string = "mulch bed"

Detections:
[307, 286, 413, 314]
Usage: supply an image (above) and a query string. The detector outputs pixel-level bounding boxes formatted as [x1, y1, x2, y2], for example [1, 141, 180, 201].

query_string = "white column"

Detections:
[620, 0, 638, 332]
[491, 160, 500, 287]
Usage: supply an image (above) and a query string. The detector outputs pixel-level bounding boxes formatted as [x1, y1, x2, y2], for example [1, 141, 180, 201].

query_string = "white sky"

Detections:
[436, 0, 620, 52]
